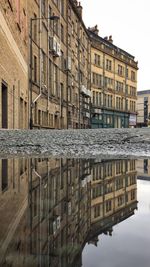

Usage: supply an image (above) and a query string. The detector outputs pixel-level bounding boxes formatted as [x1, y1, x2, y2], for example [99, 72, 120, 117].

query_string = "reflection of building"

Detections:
[137, 159, 150, 181]
[89, 159, 137, 245]
[1, 158, 137, 267]
[0, 158, 29, 264]
[88, 26, 138, 128]
[137, 90, 150, 127]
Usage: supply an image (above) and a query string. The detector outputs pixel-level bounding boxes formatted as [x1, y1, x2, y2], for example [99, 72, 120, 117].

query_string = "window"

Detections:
[131, 71, 135, 81]
[60, 0, 64, 16]
[33, 14, 37, 42]
[118, 64, 124, 76]
[126, 68, 128, 78]
[94, 54, 101, 66]
[33, 55, 37, 83]
[53, 65, 58, 97]
[49, 6, 52, 29]
[118, 195, 124, 206]
[106, 59, 112, 71]
[53, 15, 59, 35]
[93, 91, 95, 104]
[106, 200, 112, 212]
[94, 205, 101, 218]
[41, 51, 46, 84]
[41, 0, 46, 16]
[61, 24, 64, 42]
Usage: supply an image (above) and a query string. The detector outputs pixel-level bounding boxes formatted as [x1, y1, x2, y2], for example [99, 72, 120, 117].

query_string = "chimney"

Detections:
[88, 25, 99, 35]
[73, 0, 78, 6]
[108, 35, 113, 43]
[77, 2, 83, 18]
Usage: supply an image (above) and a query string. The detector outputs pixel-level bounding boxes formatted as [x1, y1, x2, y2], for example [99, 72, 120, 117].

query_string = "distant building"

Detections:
[137, 90, 150, 127]
[88, 26, 138, 128]
[137, 159, 150, 181]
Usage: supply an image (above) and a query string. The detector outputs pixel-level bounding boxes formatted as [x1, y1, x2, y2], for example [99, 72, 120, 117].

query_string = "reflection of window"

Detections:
[94, 204, 101, 218]
[106, 200, 112, 212]
[144, 159, 148, 174]
[41, 0, 46, 15]
[131, 189, 136, 200]
[2, 159, 8, 192]
[118, 195, 124, 206]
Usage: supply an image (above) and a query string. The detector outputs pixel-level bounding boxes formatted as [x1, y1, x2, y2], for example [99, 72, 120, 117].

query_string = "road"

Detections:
[0, 128, 150, 158]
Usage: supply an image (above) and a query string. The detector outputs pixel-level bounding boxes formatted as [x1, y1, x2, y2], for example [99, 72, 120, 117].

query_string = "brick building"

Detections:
[0, 0, 28, 129]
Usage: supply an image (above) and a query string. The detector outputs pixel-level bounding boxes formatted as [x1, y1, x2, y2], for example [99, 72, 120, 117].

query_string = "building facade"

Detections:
[29, 0, 91, 129]
[28, 0, 68, 129]
[0, 1, 138, 130]
[67, 0, 91, 129]
[137, 90, 150, 127]
[88, 26, 138, 128]
[0, 0, 28, 129]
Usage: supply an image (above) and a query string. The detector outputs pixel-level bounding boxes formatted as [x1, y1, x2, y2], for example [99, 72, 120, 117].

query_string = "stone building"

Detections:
[0, 1, 138, 130]
[28, 0, 91, 129]
[88, 26, 138, 128]
[67, 0, 91, 129]
[0, 0, 28, 129]
[28, 0, 68, 129]
[137, 90, 150, 127]
[0, 0, 91, 130]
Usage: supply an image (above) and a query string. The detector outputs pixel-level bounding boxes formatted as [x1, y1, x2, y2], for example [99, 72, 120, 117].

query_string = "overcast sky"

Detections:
[81, 0, 150, 91]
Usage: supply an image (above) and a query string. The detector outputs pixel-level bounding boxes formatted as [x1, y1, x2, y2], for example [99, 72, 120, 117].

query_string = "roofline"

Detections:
[137, 90, 150, 95]
[69, 0, 89, 36]
[88, 30, 136, 61]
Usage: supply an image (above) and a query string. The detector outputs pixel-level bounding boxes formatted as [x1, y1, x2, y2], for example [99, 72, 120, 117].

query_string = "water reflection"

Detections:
[0, 158, 138, 266]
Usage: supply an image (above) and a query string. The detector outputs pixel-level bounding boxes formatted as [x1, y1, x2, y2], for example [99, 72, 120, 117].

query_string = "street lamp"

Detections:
[29, 15, 59, 129]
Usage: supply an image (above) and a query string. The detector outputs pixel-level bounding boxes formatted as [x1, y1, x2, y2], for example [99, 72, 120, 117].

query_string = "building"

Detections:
[88, 26, 138, 128]
[0, 0, 28, 129]
[28, 0, 68, 129]
[137, 90, 150, 127]
[137, 159, 150, 181]
[28, 0, 91, 130]
[67, 0, 91, 129]
[0, 1, 138, 130]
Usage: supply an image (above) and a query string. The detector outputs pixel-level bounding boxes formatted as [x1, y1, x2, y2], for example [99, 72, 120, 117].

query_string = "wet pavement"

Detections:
[0, 157, 150, 267]
[0, 128, 150, 158]
[0, 129, 150, 266]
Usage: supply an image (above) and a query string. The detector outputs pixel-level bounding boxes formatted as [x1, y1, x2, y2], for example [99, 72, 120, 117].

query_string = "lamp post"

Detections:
[29, 16, 59, 129]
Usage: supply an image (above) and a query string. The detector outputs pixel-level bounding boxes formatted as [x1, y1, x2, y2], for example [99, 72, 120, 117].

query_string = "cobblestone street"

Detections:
[0, 128, 150, 158]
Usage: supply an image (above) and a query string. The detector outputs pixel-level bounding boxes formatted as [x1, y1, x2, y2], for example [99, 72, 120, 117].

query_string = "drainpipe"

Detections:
[78, 22, 81, 128]
[47, 6, 50, 121]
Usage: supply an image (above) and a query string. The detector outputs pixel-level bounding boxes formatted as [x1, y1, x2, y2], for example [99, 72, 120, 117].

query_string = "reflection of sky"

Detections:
[83, 180, 150, 267]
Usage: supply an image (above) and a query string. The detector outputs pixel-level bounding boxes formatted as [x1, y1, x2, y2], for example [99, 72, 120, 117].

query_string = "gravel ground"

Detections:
[0, 128, 150, 158]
